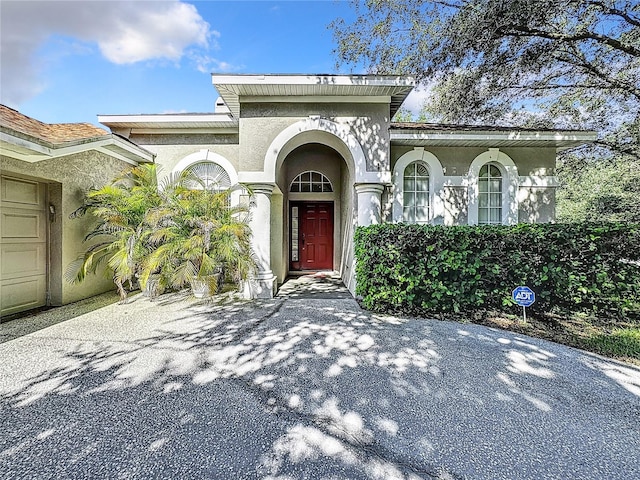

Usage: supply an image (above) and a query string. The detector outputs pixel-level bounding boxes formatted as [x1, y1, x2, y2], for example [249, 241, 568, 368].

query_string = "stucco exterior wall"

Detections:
[1, 152, 133, 305]
[340, 162, 356, 293]
[444, 186, 469, 226]
[390, 145, 558, 224]
[390, 146, 556, 176]
[519, 187, 556, 223]
[270, 192, 285, 284]
[126, 140, 240, 184]
[240, 102, 390, 174]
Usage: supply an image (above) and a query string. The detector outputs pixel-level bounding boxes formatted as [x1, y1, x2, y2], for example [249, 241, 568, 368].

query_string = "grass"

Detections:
[585, 328, 640, 359]
[448, 309, 640, 366]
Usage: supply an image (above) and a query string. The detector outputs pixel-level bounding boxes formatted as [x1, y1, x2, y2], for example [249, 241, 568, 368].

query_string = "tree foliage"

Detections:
[557, 155, 640, 222]
[332, 0, 639, 160]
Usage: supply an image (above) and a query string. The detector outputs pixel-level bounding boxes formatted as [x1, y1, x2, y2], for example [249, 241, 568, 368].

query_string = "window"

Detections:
[290, 171, 333, 192]
[291, 206, 299, 261]
[403, 161, 430, 223]
[182, 161, 231, 191]
[478, 163, 502, 224]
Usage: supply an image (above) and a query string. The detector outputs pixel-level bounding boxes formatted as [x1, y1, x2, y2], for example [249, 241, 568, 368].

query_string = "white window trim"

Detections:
[392, 147, 445, 223]
[466, 149, 519, 225]
[289, 170, 334, 193]
[172, 149, 240, 205]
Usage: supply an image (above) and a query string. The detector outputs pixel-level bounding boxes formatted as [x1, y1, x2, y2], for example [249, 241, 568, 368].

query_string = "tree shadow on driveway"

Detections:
[1, 290, 639, 479]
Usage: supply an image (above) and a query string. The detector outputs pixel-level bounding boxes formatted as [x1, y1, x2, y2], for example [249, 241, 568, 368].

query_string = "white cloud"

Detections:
[189, 53, 243, 74]
[0, 1, 216, 106]
[402, 82, 435, 116]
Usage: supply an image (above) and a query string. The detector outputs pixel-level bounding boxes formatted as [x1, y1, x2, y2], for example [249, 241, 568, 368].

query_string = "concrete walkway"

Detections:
[1, 275, 639, 479]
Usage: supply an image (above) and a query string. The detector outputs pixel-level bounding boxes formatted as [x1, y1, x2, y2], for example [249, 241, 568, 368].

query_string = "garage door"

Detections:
[0, 175, 48, 317]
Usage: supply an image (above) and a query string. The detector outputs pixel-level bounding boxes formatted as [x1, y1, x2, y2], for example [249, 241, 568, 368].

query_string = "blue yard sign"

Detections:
[512, 286, 535, 307]
[512, 286, 535, 322]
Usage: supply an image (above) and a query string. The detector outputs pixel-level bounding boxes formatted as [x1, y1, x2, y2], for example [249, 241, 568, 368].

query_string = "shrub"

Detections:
[68, 164, 255, 300]
[354, 223, 640, 318]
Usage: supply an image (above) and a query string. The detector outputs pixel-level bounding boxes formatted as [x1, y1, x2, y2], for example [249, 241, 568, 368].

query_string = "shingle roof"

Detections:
[0, 104, 108, 143]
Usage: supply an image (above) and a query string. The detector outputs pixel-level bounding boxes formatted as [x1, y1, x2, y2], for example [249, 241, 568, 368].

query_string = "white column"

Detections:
[355, 183, 385, 226]
[246, 183, 276, 298]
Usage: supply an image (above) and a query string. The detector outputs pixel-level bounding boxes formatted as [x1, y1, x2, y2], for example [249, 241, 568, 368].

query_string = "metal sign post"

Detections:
[512, 286, 535, 322]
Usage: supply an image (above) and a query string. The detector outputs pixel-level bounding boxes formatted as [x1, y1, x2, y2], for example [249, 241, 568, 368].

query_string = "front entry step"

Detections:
[277, 272, 351, 299]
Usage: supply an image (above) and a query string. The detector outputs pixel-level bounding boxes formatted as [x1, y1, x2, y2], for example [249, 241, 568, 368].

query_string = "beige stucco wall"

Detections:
[270, 192, 285, 283]
[519, 187, 556, 223]
[340, 162, 356, 293]
[1, 152, 134, 305]
[240, 102, 390, 174]
[390, 145, 558, 224]
[126, 137, 240, 184]
[390, 146, 556, 176]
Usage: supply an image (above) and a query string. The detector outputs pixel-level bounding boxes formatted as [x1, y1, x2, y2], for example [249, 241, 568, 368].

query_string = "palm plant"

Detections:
[140, 171, 255, 296]
[66, 163, 161, 301]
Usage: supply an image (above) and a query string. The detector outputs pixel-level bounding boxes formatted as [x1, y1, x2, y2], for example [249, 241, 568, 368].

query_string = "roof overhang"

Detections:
[0, 129, 155, 164]
[98, 113, 238, 135]
[212, 74, 416, 118]
[390, 127, 597, 150]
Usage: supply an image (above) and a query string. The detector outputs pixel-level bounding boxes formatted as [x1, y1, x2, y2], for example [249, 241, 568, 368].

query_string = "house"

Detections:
[100, 74, 595, 298]
[1, 74, 595, 315]
[0, 105, 154, 316]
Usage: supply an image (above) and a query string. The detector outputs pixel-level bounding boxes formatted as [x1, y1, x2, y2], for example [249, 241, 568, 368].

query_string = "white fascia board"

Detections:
[240, 95, 391, 104]
[52, 135, 154, 162]
[98, 113, 236, 127]
[390, 130, 597, 146]
[1, 133, 154, 164]
[103, 135, 155, 162]
[129, 127, 239, 135]
[93, 147, 142, 166]
[0, 131, 54, 157]
[212, 74, 415, 87]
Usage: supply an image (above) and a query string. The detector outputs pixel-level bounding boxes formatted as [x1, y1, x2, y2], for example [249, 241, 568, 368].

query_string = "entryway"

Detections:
[290, 201, 334, 271]
[277, 271, 350, 299]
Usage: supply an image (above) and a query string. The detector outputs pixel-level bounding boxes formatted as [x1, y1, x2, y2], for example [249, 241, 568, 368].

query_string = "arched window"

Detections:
[290, 171, 333, 192]
[403, 161, 430, 223]
[478, 163, 502, 224]
[182, 161, 231, 191]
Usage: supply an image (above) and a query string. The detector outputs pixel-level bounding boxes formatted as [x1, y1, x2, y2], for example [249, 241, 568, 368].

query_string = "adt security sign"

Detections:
[512, 286, 535, 307]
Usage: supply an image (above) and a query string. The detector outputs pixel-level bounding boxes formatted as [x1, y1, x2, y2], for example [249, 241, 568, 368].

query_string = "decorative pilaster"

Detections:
[245, 183, 277, 298]
[355, 183, 385, 226]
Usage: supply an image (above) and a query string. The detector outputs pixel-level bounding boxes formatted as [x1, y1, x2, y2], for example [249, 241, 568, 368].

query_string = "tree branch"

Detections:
[551, 48, 640, 99]
[497, 24, 640, 58]
[583, 1, 640, 28]
[593, 139, 639, 157]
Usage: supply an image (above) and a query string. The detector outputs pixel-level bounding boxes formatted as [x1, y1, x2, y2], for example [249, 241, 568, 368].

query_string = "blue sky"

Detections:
[2, 1, 423, 126]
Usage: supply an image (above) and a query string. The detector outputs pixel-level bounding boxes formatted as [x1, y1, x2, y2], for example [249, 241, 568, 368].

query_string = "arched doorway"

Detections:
[280, 143, 344, 274]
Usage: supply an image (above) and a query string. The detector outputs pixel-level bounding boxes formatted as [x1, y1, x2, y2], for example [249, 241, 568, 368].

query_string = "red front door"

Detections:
[291, 202, 333, 270]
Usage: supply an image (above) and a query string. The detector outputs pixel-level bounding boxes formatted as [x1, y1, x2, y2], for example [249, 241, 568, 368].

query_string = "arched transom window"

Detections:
[478, 163, 502, 224]
[403, 161, 430, 223]
[290, 171, 333, 193]
[182, 161, 231, 191]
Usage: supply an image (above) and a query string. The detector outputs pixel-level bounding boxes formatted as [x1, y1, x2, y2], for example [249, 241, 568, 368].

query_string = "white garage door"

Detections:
[0, 175, 48, 317]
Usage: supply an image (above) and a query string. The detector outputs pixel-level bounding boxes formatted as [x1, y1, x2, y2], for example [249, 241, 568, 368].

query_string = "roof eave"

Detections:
[212, 74, 416, 118]
[98, 114, 239, 133]
[0, 129, 155, 164]
[389, 129, 598, 149]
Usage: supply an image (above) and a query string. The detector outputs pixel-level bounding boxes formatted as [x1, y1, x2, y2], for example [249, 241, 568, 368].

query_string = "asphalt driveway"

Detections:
[1, 275, 639, 479]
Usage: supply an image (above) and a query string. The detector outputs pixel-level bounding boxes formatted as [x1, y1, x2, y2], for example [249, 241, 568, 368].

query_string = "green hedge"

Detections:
[354, 223, 640, 318]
